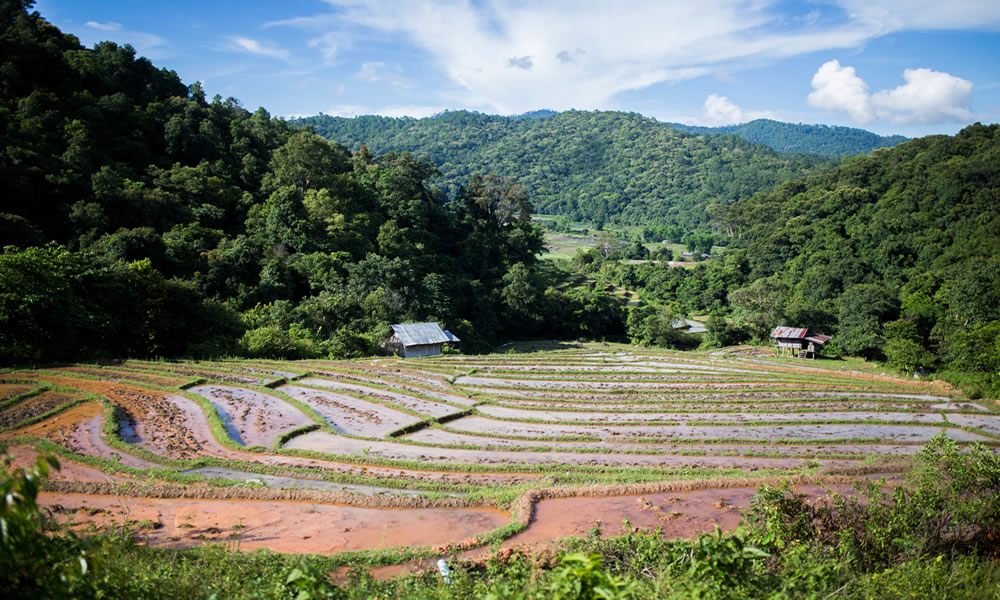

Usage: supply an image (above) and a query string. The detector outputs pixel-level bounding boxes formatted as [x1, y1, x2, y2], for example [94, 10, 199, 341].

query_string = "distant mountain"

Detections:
[511, 109, 559, 120]
[664, 119, 908, 157]
[296, 110, 830, 228]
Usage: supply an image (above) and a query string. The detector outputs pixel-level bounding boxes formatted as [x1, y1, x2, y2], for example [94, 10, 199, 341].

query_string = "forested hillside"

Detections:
[296, 111, 829, 228]
[665, 119, 908, 157]
[0, 2, 624, 363]
[576, 124, 1000, 394]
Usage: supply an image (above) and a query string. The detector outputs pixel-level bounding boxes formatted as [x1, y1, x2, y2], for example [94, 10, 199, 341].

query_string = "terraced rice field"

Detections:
[2, 343, 997, 564]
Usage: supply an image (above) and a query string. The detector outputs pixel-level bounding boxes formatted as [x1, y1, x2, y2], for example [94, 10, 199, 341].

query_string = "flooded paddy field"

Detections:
[187, 385, 313, 447]
[280, 384, 424, 436]
[4, 343, 996, 565]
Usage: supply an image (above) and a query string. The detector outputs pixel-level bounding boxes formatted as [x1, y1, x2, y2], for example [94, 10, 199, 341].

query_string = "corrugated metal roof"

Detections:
[804, 334, 831, 344]
[770, 326, 808, 339]
[392, 323, 454, 347]
[442, 329, 461, 343]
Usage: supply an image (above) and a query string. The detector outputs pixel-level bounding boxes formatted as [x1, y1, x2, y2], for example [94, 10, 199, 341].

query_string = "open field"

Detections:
[3, 343, 998, 568]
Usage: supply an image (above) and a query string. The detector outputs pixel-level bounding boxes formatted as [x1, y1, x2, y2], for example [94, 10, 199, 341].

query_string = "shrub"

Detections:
[0, 447, 93, 598]
[745, 434, 1000, 571]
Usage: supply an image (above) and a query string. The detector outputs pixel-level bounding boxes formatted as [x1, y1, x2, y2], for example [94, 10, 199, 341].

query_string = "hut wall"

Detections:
[401, 343, 442, 358]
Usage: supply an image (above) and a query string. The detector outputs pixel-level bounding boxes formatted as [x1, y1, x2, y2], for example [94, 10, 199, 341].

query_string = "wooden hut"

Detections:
[385, 323, 460, 358]
[770, 326, 831, 359]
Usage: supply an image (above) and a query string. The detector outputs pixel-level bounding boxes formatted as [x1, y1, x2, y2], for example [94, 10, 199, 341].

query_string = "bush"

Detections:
[704, 315, 745, 348]
[1, 447, 93, 598]
[238, 325, 321, 359]
[746, 434, 1000, 571]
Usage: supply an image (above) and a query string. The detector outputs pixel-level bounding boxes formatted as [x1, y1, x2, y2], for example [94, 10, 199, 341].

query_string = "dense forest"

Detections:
[296, 111, 830, 228]
[0, 1, 625, 364]
[666, 119, 908, 157]
[573, 124, 1000, 395]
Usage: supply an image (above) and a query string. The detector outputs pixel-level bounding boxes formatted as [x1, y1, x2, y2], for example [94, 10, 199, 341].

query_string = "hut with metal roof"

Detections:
[770, 326, 831, 359]
[385, 323, 460, 358]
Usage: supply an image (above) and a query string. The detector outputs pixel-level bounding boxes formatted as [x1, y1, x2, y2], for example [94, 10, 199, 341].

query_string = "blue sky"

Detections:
[34, 0, 1000, 137]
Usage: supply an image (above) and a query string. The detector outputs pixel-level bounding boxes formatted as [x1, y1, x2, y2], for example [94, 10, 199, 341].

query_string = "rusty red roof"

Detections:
[770, 326, 808, 339]
[805, 334, 831, 345]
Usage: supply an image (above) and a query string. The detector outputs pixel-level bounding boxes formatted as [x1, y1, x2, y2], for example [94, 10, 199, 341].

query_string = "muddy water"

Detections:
[286, 430, 841, 469]
[182, 467, 444, 496]
[188, 385, 314, 447]
[40, 492, 509, 554]
[455, 377, 793, 390]
[281, 385, 423, 436]
[125, 362, 264, 385]
[0, 390, 83, 429]
[6, 445, 131, 482]
[2, 401, 101, 439]
[807, 391, 952, 402]
[0, 383, 36, 402]
[301, 375, 475, 409]
[403, 429, 931, 458]
[305, 362, 455, 391]
[509, 488, 757, 544]
[504, 483, 858, 546]
[489, 399, 932, 411]
[476, 405, 953, 425]
[945, 414, 1000, 436]
[7, 393, 539, 486]
[931, 402, 989, 412]
[1, 402, 157, 469]
[612, 423, 993, 442]
[59, 366, 187, 387]
[466, 388, 948, 405]
[445, 415, 612, 438]
[457, 363, 745, 373]
[445, 416, 993, 442]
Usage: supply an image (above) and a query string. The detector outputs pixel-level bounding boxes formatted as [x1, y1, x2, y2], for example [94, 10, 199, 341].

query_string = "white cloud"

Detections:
[257, 0, 1000, 116]
[702, 94, 775, 125]
[506, 56, 533, 70]
[225, 36, 292, 62]
[80, 20, 168, 59]
[808, 60, 974, 125]
[354, 62, 414, 87]
[807, 59, 874, 124]
[872, 68, 973, 124]
[308, 0, 889, 114]
[307, 32, 348, 65]
[264, 14, 352, 66]
[834, 0, 1000, 31]
[85, 21, 122, 32]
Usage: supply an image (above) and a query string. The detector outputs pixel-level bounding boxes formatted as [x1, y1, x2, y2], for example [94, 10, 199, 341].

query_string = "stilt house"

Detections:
[386, 323, 460, 358]
[770, 326, 831, 359]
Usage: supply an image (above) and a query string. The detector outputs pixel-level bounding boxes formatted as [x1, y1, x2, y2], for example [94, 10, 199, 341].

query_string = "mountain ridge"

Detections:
[295, 110, 832, 228]
[663, 118, 908, 157]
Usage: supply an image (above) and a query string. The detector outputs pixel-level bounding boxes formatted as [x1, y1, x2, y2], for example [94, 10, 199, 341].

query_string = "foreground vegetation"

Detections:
[3, 435, 997, 598]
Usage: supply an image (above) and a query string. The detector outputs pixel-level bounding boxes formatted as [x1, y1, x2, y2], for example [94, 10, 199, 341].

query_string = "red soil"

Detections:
[40, 492, 509, 554]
